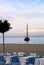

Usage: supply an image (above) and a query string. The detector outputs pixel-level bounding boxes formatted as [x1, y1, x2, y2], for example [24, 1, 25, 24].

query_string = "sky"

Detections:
[0, 0, 44, 36]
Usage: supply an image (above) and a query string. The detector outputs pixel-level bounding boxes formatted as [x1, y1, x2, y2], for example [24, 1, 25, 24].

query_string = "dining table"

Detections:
[19, 56, 44, 65]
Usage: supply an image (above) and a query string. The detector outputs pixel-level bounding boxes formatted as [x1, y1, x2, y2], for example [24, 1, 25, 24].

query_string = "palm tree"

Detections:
[0, 20, 12, 54]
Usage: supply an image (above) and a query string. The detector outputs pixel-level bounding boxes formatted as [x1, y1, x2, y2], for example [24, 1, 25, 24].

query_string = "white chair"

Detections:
[18, 52, 25, 56]
[13, 52, 17, 56]
[30, 53, 37, 57]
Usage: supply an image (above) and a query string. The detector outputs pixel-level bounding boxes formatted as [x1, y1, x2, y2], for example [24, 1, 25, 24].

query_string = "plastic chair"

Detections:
[26, 57, 35, 65]
[0, 55, 6, 64]
[11, 56, 20, 65]
[18, 52, 25, 56]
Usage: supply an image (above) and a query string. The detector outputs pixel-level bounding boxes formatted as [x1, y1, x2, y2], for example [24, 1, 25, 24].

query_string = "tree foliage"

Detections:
[0, 20, 12, 33]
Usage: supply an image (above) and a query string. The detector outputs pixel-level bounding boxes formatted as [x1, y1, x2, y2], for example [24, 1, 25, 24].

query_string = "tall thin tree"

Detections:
[0, 20, 12, 54]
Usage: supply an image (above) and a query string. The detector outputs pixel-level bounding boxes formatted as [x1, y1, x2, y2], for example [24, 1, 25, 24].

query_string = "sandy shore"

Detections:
[0, 44, 44, 56]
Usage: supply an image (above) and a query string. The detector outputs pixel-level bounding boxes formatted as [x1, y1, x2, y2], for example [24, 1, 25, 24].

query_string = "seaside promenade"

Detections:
[0, 44, 44, 56]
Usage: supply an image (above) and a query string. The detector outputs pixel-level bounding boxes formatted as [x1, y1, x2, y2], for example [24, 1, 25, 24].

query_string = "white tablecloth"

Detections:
[4, 56, 44, 65]
[35, 58, 44, 65]
[4, 56, 11, 64]
[19, 56, 34, 65]
[19, 56, 44, 65]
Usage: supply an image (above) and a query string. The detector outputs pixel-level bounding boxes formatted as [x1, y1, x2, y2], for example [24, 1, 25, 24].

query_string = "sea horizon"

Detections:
[0, 36, 44, 44]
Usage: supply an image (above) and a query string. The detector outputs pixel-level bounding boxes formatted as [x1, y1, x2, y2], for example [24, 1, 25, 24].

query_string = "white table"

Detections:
[19, 56, 33, 65]
[4, 55, 14, 64]
[4, 55, 44, 65]
[35, 58, 44, 65]
[4, 56, 11, 64]
[19, 56, 44, 65]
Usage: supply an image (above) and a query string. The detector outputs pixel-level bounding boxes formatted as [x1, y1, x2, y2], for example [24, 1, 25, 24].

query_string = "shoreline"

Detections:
[0, 44, 44, 56]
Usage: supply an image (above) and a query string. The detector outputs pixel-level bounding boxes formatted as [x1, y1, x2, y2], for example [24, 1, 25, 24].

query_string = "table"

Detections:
[35, 58, 44, 65]
[19, 56, 33, 65]
[19, 56, 44, 65]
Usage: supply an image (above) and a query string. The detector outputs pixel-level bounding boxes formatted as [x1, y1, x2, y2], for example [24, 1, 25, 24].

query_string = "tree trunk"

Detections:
[3, 33, 5, 54]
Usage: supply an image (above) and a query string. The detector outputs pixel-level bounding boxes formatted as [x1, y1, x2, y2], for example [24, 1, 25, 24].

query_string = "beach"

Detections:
[0, 44, 44, 56]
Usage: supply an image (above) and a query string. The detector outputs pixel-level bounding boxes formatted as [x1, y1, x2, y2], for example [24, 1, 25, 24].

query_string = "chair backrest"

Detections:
[18, 52, 25, 56]
[11, 56, 19, 63]
[30, 53, 37, 57]
[26, 57, 35, 65]
[0, 55, 6, 63]
[13, 52, 17, 56]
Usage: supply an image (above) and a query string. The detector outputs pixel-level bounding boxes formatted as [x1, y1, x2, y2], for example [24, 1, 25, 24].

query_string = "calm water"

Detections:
[0, 36, 44, 44]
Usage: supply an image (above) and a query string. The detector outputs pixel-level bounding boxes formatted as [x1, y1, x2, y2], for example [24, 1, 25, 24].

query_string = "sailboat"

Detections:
[24, 24, 30, 42]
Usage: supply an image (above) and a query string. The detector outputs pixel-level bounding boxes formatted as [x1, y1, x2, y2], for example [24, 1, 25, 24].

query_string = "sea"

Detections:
[0, 36, 44, 44]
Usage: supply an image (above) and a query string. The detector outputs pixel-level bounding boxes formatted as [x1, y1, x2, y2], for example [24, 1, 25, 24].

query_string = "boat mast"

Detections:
[24, 23, 30, 42]
[27, 24, 28, 37]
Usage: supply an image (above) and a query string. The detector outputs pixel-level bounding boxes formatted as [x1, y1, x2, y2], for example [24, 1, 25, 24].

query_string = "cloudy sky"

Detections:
[0, 0, 44, 36]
